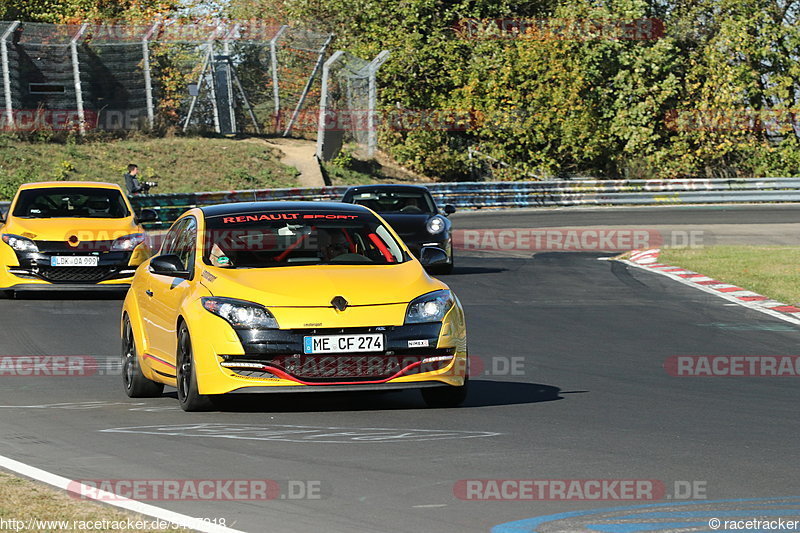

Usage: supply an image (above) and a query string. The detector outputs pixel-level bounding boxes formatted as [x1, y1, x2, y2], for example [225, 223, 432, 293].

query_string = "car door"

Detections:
[145, 216, 198, 367]
[139, 220, 180, 355]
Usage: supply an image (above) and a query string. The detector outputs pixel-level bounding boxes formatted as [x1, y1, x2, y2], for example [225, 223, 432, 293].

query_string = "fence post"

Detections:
[70, 23, 89, 135]
[142, 22, 159, 130]
[182, 45, 212, 132]
[206, 40, 221, 133]
[283, 33, 334, 137]
[366, 50, 390, 158]
[0, 21, 20, 130]
[316, 51, 344, 160]
[270, 25, 288, 130]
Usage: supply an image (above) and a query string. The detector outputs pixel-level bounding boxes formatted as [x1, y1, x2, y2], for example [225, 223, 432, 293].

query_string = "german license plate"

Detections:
[303, 334, 384, 354]
[50, 256, 99, 267]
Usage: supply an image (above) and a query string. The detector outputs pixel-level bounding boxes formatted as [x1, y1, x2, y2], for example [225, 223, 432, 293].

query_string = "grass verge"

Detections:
[658, 245, 800, 306]
[0, 135, 302, 200]
[0, 470, 189, 532]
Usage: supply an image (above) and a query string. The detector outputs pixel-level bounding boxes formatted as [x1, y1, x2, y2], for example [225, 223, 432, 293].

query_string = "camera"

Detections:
[139, 178, 158, 194]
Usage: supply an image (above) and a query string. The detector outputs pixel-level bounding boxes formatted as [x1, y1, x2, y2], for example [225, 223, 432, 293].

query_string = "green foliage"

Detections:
[331, 146, 355, 169]
[227, 0, 800, 179]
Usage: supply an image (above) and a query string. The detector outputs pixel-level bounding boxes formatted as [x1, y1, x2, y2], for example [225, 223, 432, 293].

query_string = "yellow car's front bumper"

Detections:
[183, 303, 468, 396]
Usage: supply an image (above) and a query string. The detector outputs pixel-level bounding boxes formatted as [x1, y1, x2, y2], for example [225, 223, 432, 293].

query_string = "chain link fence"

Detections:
[0, 20, 339, 137]
[316, 50, 390, 161]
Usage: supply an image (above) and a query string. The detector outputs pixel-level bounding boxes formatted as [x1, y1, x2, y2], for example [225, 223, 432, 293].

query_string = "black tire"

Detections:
[176, 323, 215, 412]
[421, 376, 469, 408]
[122, 316, 164, 398]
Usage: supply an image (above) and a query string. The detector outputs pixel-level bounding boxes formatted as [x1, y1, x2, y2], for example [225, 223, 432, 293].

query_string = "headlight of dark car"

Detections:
[405, 290, 454, 323]
[426, 216, 446, 235]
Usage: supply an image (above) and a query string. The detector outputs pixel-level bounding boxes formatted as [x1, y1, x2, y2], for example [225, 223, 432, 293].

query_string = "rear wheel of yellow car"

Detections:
[122, 316, 164, 398]
[421, 375, 469, 408]
[177, 323, 215, 412]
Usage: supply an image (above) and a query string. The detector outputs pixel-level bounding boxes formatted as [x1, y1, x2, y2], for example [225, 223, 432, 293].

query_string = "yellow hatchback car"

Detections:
[121, 202, 468, 411]
[0, 181, 156, 295]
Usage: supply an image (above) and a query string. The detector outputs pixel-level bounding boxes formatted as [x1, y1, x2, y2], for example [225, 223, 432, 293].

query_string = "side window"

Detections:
[173, 217, 197, 272]
[159, 219, 186, 256]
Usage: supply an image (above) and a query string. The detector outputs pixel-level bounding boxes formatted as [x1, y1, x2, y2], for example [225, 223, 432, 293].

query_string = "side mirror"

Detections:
[149, 254, 190, 279]
[443, 204, 456, 216]
[419, 246, 448, 267]
[0, 211, 5, 224]
[136, 209, 159, 224]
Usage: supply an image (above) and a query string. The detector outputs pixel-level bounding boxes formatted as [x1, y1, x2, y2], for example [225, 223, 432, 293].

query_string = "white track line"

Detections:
[0, 454, 245, 533]
[621, 259, 800, 326]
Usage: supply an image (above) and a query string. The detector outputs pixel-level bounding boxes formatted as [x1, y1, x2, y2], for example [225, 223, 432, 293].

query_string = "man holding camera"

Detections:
[124, 164, 157, 196]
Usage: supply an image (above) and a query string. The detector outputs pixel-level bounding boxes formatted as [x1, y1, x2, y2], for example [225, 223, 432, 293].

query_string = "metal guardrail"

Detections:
[3, 178, 800, 227]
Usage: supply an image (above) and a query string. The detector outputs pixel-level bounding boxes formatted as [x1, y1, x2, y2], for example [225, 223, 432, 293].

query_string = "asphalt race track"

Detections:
[1, 205, 800, 533]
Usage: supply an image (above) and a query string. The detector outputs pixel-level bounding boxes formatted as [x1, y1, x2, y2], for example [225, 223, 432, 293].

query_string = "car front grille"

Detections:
[36, 266, 117, 283]
[223, 352, 454, 382]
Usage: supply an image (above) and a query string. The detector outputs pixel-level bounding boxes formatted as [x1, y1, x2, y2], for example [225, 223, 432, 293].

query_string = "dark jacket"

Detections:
[125, 172, 144, 195]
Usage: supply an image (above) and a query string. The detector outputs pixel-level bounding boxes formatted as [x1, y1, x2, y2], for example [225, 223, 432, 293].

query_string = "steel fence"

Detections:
[0, 20, 333, 135]
[3, 178, 800, 227]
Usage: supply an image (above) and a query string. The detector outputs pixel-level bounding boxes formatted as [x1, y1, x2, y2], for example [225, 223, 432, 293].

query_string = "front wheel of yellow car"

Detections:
[421, 376, 469, 408]
[122, 316, 164, 398]
[177, 323, 215, 412]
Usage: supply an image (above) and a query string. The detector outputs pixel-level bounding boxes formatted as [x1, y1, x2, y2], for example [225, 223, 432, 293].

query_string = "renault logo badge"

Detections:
[331, 296, 348, 311]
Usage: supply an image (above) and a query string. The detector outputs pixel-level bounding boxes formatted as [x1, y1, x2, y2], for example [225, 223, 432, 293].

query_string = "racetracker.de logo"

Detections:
[453, 17, 664, 41]
[454, 228, 661, 252]
[453, 479, 666, 501]
[0, 356, 97, 377]
[664, 356, 800, 377]
[0, 110, 98, 132]
[68, 479, 324, 501]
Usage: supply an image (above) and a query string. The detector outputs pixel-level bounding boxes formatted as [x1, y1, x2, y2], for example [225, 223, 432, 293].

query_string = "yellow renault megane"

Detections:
[121, 202, 468, 411]
[0, 182, 156, 295]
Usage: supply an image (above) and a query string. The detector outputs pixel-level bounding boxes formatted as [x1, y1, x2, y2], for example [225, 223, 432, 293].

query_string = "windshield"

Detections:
[11, 187, 130, 219]
[203, 211, 409, 268]
[348, 190, 435, 214]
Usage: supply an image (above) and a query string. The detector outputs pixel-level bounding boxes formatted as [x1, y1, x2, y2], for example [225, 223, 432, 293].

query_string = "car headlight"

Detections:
[1, 234, 38, 253]
[111, 233, 145, 251]
[426, 216, 446, 235]
[405, 290, 454, 324]
[201, 297, 279, 329]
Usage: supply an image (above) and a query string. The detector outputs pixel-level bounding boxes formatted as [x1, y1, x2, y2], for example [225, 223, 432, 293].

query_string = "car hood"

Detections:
[377, 213, 435, 237]
[3, 217, 140, 242]
[201, 260, 446, 308]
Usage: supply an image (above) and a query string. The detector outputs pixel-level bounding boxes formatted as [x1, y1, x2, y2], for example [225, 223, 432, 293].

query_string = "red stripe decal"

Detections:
[144, 353, 176, 370]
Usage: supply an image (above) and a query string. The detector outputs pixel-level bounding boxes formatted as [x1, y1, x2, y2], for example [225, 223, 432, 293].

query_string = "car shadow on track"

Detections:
[463, 380, 563, 407]
[159, 380, 563, 412]
[445, 266, 510, 275]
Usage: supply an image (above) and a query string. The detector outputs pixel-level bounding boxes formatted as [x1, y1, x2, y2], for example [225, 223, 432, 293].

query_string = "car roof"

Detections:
[19, 181, 123, 191]
[200, 201, 369, 218]
[344, 184, 431, 193]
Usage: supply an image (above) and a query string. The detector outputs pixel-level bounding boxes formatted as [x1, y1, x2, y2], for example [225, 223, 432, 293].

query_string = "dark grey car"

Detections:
[341, 185, 456, 274]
